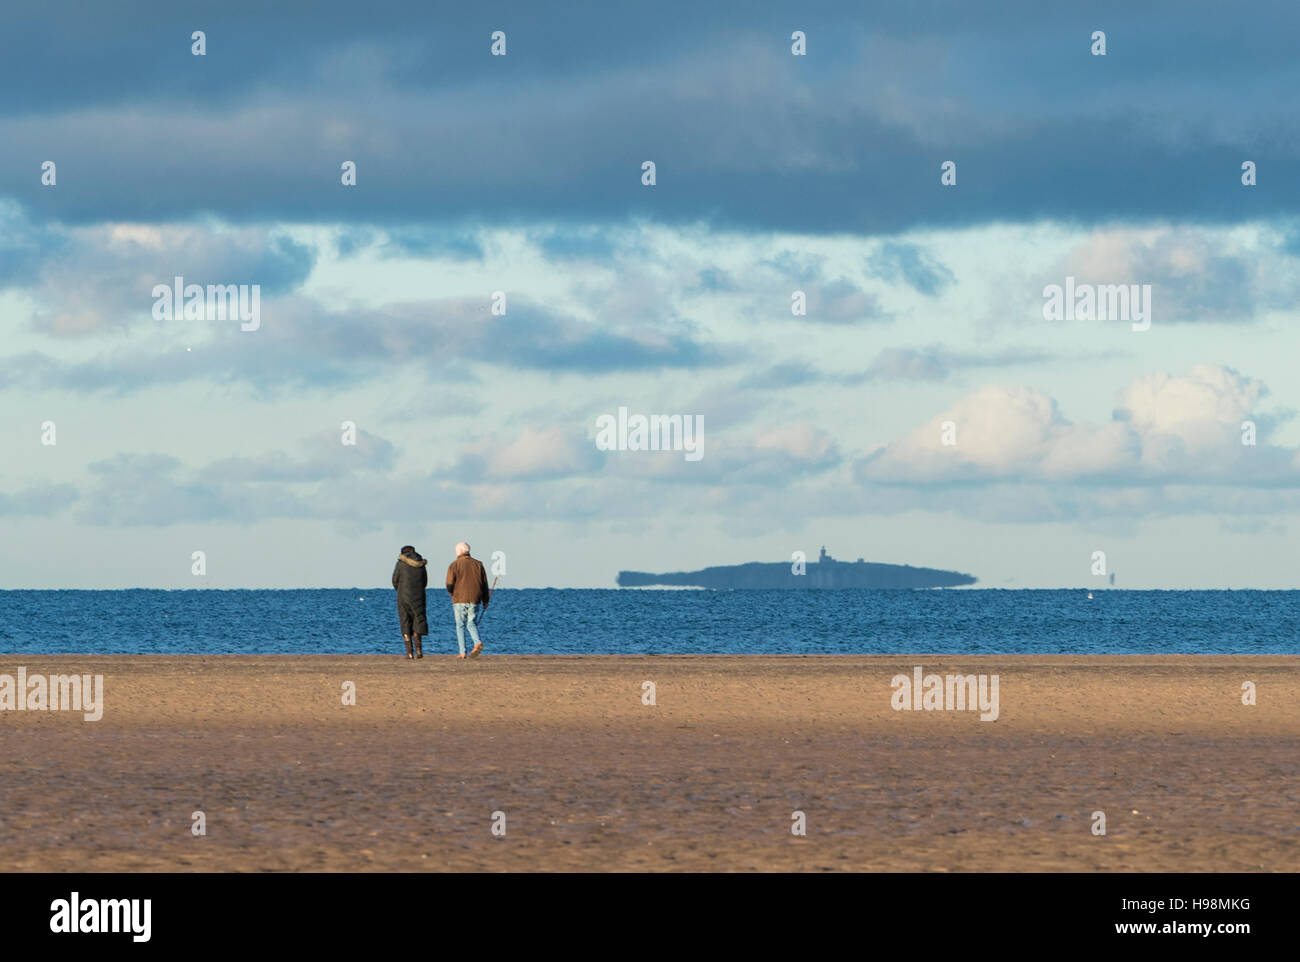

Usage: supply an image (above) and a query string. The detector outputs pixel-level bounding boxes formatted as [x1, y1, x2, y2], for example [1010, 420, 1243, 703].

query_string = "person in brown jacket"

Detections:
[446, 541, 491, 658]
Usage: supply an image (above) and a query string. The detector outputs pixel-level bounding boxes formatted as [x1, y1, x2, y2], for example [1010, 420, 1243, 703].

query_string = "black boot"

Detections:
[414, 636, 423, 659]
[403, 636, 414, 659]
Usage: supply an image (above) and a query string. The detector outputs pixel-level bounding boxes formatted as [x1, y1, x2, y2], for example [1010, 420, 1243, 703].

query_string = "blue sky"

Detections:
[3, 1, 1299, 588]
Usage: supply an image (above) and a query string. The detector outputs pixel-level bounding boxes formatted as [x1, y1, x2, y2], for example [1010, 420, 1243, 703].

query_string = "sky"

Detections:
[3, 0, 1300, 589]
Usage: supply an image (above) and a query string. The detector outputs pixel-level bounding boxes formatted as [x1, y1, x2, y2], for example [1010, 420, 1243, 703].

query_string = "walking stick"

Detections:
[479, 576, 499, 625]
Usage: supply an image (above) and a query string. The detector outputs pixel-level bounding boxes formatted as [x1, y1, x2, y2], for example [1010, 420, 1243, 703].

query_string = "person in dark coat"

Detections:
[392, 545, 429, 659]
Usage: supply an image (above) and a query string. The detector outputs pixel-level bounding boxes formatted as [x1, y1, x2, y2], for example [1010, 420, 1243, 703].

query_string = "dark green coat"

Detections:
[392, 553, 428, 607]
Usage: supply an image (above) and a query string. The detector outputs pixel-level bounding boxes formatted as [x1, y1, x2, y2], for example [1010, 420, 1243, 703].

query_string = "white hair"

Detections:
[455, 542, 470, 556]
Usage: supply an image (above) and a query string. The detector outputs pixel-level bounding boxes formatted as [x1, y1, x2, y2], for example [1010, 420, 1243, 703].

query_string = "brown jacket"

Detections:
[446, 554, 491, 607]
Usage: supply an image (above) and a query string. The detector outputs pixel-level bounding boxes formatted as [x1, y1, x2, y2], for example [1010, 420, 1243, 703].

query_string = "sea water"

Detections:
[0, 589, 1296, 655]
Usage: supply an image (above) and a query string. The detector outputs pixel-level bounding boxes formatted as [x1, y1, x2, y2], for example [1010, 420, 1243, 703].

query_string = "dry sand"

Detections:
[1, 655, 1297, 872]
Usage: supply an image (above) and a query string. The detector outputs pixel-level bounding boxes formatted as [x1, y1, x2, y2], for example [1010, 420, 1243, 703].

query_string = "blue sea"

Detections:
[0, 589, 1296, 655]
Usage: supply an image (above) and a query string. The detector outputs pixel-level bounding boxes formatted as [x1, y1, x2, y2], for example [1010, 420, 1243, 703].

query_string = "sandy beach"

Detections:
[1, 655, 1296, 872]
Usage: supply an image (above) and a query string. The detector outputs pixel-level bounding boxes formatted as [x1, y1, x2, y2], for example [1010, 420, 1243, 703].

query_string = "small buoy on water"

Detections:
[359, 597, 365, 601]
[1087, 592, 1093, 599]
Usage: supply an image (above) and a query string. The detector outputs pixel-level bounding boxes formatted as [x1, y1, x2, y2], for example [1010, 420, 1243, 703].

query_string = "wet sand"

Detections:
[1, 655, 1296, 872]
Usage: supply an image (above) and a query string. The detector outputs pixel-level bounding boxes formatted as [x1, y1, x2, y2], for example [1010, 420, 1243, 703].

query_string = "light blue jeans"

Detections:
[452, 602, 483, 655]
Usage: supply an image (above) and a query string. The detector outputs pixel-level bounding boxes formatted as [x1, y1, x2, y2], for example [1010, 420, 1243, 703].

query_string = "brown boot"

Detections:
[413, 636, 423, 659]
[403, 636, 413, 659]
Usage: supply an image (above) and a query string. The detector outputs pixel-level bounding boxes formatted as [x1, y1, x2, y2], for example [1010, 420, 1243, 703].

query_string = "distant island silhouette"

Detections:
[617, 547, 977, 589]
